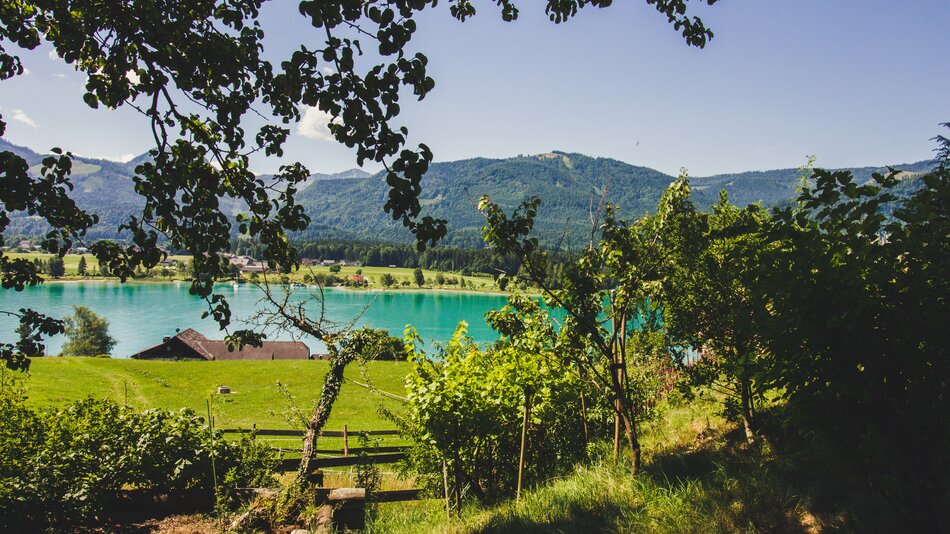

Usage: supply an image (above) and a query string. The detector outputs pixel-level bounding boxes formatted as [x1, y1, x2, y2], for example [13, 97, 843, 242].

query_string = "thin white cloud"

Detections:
[126, 70, 140, 85]
[297, 106, 341, 142]
[54, 73, 66, 78]
[11, 109, 38, 128]
[47, 50, 58, 60]
[107, 153, 136, 163]
[320, 66, 337, 76]
[74, 152, 136, 163]
[21, 67, 30, 76]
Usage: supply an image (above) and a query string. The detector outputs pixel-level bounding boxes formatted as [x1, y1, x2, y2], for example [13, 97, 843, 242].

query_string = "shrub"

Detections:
[401, 320, 591, 503]
[0, 382, 274, 530]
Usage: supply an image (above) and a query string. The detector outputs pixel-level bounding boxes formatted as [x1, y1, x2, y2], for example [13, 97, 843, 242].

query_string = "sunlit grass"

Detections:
[21, 357, 409, 431]
[374, 397, 839, 533]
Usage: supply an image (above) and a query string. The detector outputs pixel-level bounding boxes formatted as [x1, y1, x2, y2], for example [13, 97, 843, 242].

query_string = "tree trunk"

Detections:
[739, 377, 756, 445]
[622, 413, 641, 475]
[296, 350, 356, 484]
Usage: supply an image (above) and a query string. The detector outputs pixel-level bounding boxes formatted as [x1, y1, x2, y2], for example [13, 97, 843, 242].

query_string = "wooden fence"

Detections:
[219, 426, 409, 470]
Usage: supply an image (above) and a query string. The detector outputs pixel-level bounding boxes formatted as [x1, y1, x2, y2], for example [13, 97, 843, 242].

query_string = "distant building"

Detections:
[349, 274, 366, 285]
[321, 259, 337, 266]
[130, 329, 310, 360]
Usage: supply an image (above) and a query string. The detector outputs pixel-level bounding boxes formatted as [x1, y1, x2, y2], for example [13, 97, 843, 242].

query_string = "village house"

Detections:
[130, 329, 310, 360]
[227, 255, 256, 266]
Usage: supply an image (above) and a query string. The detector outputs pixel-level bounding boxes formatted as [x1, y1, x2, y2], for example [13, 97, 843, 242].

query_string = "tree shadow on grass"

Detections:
[642, 410, 905, 533]
[475, 498, 635, 534]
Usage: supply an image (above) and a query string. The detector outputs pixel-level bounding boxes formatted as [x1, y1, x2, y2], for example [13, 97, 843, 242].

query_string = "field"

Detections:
[290, 263, 497, 290]
[5, 251, 507, 292]
[20, 357, 410, 433]
[3, 251, 191, 277]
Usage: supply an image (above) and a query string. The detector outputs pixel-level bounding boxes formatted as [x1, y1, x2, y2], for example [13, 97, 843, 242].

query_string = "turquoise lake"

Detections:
[0, 282, 511, 357]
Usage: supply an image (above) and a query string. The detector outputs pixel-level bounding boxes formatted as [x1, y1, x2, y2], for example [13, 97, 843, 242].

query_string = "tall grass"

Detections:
[373, 396, 846, 533]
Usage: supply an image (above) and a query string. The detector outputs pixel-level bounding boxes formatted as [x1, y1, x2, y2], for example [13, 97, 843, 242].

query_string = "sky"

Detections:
[0, 0, 947, 177]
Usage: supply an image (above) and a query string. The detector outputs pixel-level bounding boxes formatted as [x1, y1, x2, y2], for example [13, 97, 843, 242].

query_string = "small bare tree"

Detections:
[249, 272, 375, 486]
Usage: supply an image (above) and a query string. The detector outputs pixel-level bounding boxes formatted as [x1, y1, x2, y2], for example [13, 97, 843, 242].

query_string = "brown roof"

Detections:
[203, 340, 310, 360]
[131, 329, 310, 360]
[176, 328, 217, 359]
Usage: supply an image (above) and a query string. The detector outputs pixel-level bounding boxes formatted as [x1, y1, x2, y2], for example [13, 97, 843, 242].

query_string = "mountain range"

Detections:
[1, 138, 934, 248]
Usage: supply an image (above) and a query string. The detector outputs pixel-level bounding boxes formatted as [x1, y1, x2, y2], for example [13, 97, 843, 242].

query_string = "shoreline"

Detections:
[29, 277, 521, 296]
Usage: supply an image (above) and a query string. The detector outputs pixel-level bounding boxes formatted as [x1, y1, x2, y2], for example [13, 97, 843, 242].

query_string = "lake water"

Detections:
[0, 282, 511, 357]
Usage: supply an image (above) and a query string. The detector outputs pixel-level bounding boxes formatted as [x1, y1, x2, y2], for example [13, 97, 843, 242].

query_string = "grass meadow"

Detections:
[19, 357, 409, 434]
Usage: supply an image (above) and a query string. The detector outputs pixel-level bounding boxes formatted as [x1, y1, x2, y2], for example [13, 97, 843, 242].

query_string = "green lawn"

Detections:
[6, 251, 103, 272]
[21, 358, 409, 435]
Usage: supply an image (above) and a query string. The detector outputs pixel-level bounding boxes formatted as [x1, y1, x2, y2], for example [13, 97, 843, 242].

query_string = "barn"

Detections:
[130, 329, 310, 360]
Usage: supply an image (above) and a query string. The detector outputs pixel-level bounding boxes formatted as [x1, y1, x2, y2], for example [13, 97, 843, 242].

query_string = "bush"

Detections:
[352, 328, 406, 361]
[401, 321, 591, 503]
[0, 381, 275, 530]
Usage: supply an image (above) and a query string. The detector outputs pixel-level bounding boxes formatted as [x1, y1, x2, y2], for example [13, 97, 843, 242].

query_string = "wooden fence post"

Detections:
[343, 424, 349, 457]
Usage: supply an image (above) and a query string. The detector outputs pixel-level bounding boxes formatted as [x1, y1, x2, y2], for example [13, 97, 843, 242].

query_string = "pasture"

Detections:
[19, 357, 410, 432]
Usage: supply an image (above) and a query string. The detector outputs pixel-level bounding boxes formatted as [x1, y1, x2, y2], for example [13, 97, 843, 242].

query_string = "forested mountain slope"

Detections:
[1, 139, 932, 247]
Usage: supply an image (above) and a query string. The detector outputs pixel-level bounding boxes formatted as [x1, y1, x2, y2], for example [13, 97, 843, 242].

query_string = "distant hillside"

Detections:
[693, 161, 935, 208]
[1, 139, 934, 246]
[295, 152, 682, 247]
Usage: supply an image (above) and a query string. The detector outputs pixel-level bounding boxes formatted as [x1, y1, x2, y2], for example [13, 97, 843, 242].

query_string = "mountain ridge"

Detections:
[1, 138, 934, 246]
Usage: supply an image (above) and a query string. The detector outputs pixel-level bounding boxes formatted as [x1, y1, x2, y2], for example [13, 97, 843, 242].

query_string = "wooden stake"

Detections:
[612, 315, 621, 461]
[442, 458, 451, 519]
[580, 390, 589, 447]
[517, 387, 533, 500]
[206, 399, 218, 496]
[343, 424, 349, 457]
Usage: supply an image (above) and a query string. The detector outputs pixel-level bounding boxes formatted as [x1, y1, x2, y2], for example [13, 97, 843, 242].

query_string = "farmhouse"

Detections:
[130, 329, 310, 361]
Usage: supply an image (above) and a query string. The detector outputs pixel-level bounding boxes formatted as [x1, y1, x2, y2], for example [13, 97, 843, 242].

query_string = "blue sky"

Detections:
[1, 0, 947, 176]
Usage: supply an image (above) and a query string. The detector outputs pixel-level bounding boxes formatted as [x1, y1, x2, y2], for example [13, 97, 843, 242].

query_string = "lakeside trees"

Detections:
[61, 305, 115, 357]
